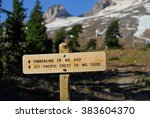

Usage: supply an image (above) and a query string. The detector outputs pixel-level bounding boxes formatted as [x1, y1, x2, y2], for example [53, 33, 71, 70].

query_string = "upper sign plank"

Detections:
[22, 52, 106, 74]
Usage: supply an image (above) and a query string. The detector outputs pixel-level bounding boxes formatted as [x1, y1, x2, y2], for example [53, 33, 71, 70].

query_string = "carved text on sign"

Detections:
[23, 52, 106, 74]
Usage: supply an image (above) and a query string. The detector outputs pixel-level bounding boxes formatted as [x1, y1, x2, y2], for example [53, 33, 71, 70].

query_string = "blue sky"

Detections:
[0, 0, 98, 22]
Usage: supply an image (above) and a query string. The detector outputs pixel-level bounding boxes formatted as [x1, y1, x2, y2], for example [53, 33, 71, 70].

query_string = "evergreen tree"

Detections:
[0, 0, 2, 37]
[0, 23, 2, 37]
[26, 0, 48, 54]
[0, 0, 2, 8]
[2, 0, 26, 76]
[67, 24, 82, 51]
[86, 38, 97, 50]
[104, 19, 121, 48]
[0, 22, 2, 78]
[0, 0, 3, 78]
[5, 0, 26, 47]
[53, 28, 66, 53]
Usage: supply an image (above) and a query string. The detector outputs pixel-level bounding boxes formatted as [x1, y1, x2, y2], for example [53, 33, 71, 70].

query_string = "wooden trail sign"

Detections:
[22, 52, 106, 74]
[22, 42, 106, 101]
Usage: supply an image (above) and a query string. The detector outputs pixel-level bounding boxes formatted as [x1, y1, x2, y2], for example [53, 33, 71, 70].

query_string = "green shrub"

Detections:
[108, 56, 120, 61]
[146, 44, 150, 48]
[21, 78, 32, 87]
[139, 44, 150, 51]
[86, 39, 97, 50]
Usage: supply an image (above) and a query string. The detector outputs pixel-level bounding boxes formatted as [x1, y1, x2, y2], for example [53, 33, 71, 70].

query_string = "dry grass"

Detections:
[107, 49, 150, 63]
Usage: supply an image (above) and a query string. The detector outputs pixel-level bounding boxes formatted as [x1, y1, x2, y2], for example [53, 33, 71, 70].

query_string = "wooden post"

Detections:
[59, 43, 70, 101]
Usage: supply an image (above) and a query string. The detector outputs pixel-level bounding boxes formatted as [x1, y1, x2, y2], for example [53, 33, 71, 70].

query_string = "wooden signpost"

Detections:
[59, 43, 70, 101]
[22, 43, 106, 101]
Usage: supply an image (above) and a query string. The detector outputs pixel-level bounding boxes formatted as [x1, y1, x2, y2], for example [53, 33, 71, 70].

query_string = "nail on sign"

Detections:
[22, 52, 106, 74]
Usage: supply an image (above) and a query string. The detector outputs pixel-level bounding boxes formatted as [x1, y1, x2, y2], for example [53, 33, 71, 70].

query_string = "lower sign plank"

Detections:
[22, 52, 106, 74]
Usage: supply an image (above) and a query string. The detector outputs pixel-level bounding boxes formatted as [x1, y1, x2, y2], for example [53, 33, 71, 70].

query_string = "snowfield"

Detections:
[46, 16, 96, 31]
[46, 0, 150, 41]
[134, 15, 150, 41]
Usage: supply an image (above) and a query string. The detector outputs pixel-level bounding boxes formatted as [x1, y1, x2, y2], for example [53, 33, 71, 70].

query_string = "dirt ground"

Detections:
[0, 49, 150, 101]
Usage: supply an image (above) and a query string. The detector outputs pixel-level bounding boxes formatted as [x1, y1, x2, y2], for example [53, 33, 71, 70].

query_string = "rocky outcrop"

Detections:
[85, 0, 115, 16]
[43, 5, 72, 23]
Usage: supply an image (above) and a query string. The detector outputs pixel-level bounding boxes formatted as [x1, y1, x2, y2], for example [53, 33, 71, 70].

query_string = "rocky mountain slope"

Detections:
[45, 0, 150, 48]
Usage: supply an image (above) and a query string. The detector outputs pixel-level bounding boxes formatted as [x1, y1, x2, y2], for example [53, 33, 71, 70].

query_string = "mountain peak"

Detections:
[43, 5, 72, 23]
[85, 0, 115, 16]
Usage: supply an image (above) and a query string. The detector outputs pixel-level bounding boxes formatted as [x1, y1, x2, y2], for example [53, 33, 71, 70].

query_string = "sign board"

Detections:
[22, 52, 106, 74]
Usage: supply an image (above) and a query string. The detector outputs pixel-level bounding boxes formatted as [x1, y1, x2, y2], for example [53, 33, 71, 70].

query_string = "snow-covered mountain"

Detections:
[45, 0, 150, 48]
